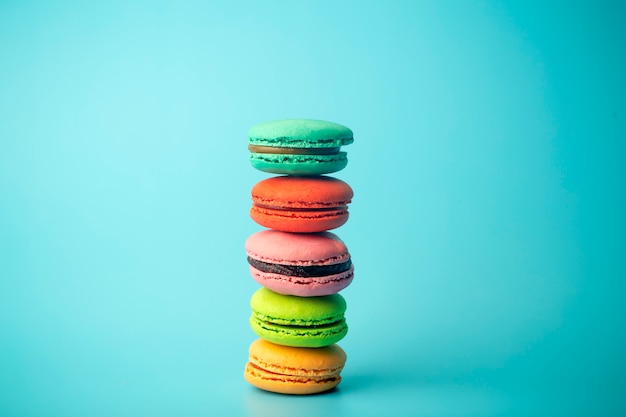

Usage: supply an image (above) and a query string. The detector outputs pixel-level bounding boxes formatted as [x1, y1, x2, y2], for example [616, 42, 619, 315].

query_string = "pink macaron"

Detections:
[245, 230, 354, 297]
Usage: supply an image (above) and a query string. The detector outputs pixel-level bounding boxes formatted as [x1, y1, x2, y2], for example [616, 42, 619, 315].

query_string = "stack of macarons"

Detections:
[244, 119, 354, 395]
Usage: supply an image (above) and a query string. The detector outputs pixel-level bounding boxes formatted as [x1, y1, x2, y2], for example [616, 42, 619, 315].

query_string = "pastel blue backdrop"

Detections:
[1, 1, 624, 416]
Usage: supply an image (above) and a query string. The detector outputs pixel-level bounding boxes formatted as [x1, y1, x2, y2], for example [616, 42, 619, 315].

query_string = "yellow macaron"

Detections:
[244, 338, 347, 395]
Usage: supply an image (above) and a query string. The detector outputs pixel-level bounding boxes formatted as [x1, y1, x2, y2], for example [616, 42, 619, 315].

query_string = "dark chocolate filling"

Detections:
[248, 257, 352, 278]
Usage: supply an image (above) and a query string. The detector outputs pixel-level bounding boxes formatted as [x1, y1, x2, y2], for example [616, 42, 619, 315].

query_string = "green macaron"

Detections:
[248, 119, 354, 175]
[249, 287, 348, 348]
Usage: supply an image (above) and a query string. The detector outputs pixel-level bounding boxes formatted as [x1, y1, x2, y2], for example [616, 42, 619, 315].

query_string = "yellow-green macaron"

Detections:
[249, 287, 348, 348]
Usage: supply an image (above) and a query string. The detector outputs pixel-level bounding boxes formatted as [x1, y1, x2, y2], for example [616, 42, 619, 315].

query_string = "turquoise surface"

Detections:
[1, 1, 625, 416]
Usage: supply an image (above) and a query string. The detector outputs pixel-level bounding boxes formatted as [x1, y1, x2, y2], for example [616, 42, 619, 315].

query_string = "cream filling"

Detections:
[248, 144, 341, 155]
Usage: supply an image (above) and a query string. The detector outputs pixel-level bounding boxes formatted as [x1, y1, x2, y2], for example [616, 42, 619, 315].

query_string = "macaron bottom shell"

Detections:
[249, 264, 354, 297]
[249, 152, 348, 175]
[250, 316, 348, 348]
[244, 363, 342, 395]
[250, 207, 349, 233]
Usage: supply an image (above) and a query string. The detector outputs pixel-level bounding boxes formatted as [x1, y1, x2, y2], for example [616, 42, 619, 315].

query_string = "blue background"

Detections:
[1, 1, 624, 415]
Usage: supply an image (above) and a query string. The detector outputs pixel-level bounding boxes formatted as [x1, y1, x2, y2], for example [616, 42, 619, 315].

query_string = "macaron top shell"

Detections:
[246, 230, 350, 266]
[251, 176, 353, 210]
[250, 287, 346, 327]
[248, 119, 353, 149]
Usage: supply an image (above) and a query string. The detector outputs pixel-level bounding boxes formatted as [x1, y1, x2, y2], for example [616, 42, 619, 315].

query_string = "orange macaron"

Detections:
[250, 175, 353, 233]
[244, 338, 347, 395]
